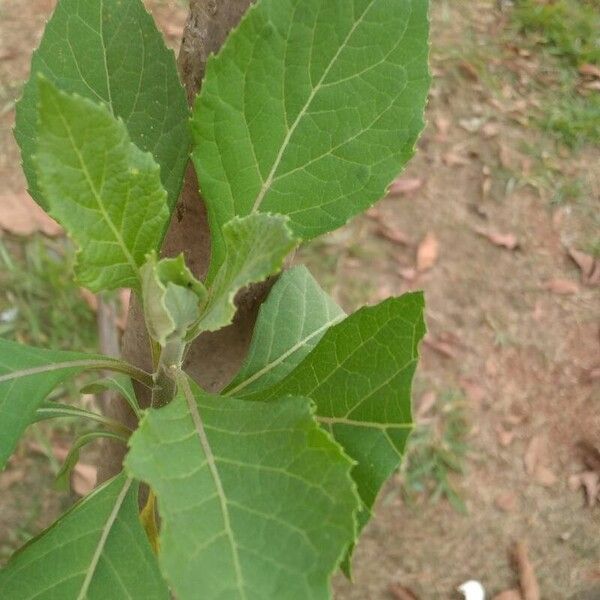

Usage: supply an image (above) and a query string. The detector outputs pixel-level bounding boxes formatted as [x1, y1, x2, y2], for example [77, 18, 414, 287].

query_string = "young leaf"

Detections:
[245, 294, 426, 538]
[0, 473, 169, 600]
[190, 213, 298, 334]
[55, 430, 127, 491]
[225, 266, 345, 396]
[80, 374, 141, 420]
[125, 376, 359, 600]
[33, 402, 132, 437]
[35, 79, 170, 292]
[0, 338, 149, 469]
[15, 0, 190, 212]
[192, 0, 430, 274]
[141, 252, 207, 347]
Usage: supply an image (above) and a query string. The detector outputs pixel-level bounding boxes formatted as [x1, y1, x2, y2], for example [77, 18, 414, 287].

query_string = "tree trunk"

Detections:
[97, 0, 258, 483]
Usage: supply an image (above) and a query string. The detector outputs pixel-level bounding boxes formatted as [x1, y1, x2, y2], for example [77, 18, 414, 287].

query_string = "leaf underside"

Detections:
[192, 0, 430, 275]
[193, 213, 298, 332]
[225, 265, 345, 396]
[15, 0, 190, 212]
[0, 474, 168, 599]
[125, 378, 359, 600]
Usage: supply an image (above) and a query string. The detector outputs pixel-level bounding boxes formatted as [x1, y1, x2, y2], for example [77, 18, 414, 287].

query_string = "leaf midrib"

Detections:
[250, 0, 375, 213]
[52, 95, 139, 280]
[178, 374, 247, 600]
[226, 313, 345, 396]
[76, 477, 132, 600]
[0, 359, 120, 384]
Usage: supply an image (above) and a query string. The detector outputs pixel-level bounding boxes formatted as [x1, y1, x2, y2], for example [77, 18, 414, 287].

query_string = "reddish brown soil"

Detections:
[1, 1, 599, 598]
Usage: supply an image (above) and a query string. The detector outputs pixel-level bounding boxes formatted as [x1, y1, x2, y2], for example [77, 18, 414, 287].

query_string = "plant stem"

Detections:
[151, 339, 186, 408]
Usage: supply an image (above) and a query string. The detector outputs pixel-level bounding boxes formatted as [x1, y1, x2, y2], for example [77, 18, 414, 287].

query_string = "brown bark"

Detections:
[96, 0, 258, 483]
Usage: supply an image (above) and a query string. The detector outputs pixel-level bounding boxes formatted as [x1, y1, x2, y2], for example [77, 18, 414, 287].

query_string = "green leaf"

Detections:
[141, 252, 207, 347]
[0, 339, 151, 470]
[192, 0, 430, 274]
[125, 376, 359, 600]
[191, 213, 298, 334]
[15, 0, 190, 211]
[80, 374, 141, 419]
[0, 338, 135, 470]
[225, 266, 345, 396]
[35, 79, 170, 292]
[0, 473, 169, 600]
[55, 430, 126, 491]
[34, 402, 132, 437]
[246, 294, 426, 539]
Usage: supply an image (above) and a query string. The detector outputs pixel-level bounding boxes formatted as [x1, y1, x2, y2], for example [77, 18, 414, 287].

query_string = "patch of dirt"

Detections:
[1, 0, 599, 598]
[322, 1, 600, 597]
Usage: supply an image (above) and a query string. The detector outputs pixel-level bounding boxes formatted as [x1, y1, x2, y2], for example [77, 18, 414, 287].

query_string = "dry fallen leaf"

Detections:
[416, 390, 437, 420]
[0, 192, 62, 237]
[459, 117, 485, 133]
[570, 472, 600, 507]
[524, 436, 544, 476]
[579, 64, 600, 79]
[475, 227, 520, 250]
[542, 278, 579, 295]
[496, 425, 516, 448]
[492, 590, 522, 600]
[399, 267, 418, 282]
[534, 466, 557, 488]
[416, 232, 439, 272]
[388, 583, 420, 600]
[567, 247, 600, 287]
[482, 122, 500, 138]
[376, 223, 411, 246]
[434, 114, 450, 141]
[442, 149, 470, 167]
[388, 177, 424, 196]
[458, 60, 479, 81]
[524, 436, 558, 487]
[423, 336, 458, 359]
[495, 491, 519, 513]
[512, 541, 540, 600]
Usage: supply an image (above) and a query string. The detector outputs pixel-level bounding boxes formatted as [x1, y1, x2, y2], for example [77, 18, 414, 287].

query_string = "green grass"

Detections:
[401, 391, 470, 513]
[541, 94, 600, 148]
[513, 0, 600, 66]
[0, 236, 98, 352]
[511, 0, 600, 147]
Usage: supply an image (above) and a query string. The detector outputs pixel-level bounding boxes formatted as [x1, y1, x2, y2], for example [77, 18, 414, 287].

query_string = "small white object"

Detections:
[458, 580, 486, 600]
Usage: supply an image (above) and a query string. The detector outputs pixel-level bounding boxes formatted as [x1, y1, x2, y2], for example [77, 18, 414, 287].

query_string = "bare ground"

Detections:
[1, 1, 599, 598]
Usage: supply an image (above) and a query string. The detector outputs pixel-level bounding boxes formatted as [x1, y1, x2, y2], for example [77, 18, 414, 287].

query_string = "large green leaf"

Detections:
[15, 0, 189, 211]
[35, 79, 170, 292]
[225, 266, 345, 396]
[0, 473, 169, 599]
[192, 0, 430, 274]
[0, 338, 146, 469]
[246, 293, 425, 533]
[125, 376, 358, 600]
[190, 213, 298, 334]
